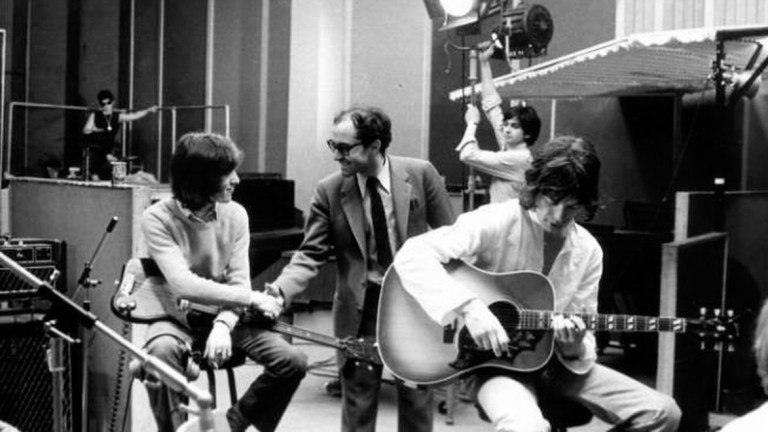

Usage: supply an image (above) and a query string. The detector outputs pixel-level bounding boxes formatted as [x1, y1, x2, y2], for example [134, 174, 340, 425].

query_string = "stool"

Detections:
[198, 351, 247, 409]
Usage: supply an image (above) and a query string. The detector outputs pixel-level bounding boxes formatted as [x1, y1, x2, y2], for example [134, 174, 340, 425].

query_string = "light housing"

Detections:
[492, 3, 553, 60]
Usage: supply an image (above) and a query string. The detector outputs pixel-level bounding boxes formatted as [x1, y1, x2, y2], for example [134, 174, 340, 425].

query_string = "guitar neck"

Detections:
[518, 311, 688, 333]
[188, 303, 345, 348]
[270, 321, 345, 350]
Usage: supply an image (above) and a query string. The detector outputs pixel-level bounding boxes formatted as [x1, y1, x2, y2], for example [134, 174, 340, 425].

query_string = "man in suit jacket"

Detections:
[268, 106, 456, 432]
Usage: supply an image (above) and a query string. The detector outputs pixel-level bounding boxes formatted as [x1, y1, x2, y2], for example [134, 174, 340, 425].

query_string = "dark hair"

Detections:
[170, 132, 243, 211]
[519, 135, 601, 220]
[503, 105, 541, 146]
[97, 89, 114, 103]
[333, 107, 392, 155]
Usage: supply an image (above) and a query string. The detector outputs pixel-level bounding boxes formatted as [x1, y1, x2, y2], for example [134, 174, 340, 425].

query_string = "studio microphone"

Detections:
[106, 216, 118, 233]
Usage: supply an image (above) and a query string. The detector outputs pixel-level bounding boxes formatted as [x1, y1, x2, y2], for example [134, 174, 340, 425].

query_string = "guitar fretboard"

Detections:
[515, 311, 688, 333]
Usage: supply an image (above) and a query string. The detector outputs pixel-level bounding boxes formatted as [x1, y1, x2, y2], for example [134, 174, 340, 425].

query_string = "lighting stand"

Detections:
[0, 251, 216, 432]
[465, 48, 479, 211]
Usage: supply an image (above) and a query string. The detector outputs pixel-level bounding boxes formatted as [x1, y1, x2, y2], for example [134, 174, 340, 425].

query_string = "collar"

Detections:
[356, 156, 391, 198]
[175, 199, 218, 223]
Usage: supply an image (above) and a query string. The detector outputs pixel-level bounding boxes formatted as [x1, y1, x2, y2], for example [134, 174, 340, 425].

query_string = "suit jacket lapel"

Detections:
[389, 157, 411, 246]
[341, 176, 367, 256]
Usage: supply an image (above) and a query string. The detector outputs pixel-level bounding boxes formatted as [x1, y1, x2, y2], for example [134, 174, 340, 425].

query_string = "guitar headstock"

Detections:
[340, 337, 381, 365]
[688, 307, 741, 352]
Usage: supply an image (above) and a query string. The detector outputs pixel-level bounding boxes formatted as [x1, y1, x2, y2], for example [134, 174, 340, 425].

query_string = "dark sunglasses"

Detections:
[100, 99, 114, 106]
[326, 139, 363, 156]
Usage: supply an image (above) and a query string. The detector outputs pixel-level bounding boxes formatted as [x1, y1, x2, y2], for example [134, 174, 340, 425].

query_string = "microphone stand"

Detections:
[0, 251, 216, 432]
[465, 48, 479, 212]
[75, 216, 118, 432]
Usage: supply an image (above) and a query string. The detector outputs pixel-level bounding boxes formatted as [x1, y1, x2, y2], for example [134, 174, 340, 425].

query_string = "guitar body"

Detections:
[377, 260, 555, 387]
[111, 258, 193, 329]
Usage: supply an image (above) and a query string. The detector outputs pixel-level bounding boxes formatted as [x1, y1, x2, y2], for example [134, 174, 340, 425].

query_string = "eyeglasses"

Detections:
[100, 100, 114, 106]
[327, 139, 363, 156]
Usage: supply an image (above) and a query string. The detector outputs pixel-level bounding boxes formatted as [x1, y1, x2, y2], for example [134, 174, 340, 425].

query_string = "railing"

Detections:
[3, 102, 230, 180]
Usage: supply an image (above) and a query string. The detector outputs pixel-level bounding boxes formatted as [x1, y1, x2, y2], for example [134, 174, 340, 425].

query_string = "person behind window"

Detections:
[82, 89, 157, 180]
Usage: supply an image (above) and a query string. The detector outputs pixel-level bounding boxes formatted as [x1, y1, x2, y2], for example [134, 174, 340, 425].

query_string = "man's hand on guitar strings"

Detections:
[552, 314, 587, 359]
[249, 290, 283, 320]
[460, 299, 509, 357]
[204, 321, 233, 367]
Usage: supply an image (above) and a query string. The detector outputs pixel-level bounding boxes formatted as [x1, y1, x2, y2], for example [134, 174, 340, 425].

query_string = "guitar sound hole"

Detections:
[488, 301, 520, 331]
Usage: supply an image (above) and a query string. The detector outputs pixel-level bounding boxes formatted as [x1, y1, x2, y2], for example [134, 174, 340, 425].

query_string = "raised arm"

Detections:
[119, 105, 158, 122]
[478, 42, 506, 150]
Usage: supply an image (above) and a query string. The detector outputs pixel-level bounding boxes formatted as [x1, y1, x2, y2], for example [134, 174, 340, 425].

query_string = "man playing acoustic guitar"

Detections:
[138, 132, 307, 432]
[393, 136, 681, 432]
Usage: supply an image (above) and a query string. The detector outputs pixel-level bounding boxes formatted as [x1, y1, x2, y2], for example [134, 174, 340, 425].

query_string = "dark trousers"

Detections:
[340, 282, 434, 432]
[145, 325, 307, 432]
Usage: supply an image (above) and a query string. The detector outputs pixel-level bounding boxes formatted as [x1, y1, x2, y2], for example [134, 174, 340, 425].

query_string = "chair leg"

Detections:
[227, 367, 238, 406]
[206, 369, 217, 409]
[444, 383, 456, 425]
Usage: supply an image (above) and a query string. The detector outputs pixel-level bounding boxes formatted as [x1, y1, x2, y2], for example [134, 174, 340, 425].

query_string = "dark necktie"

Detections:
[366, 177, 393, 268]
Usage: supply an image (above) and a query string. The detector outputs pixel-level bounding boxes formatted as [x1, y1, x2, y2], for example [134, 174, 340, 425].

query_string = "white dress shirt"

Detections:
[393, 199, 603, 373]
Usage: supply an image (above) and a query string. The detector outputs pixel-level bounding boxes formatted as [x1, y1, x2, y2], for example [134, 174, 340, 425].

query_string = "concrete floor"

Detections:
[135, 308, 736, 432]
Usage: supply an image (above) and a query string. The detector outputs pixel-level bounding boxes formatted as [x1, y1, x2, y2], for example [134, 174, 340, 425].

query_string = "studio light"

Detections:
[492, 2, 553, 60]
[440, 0, 474, 17]
[422, 1, 554, 59]
[422, 0, 503, 33]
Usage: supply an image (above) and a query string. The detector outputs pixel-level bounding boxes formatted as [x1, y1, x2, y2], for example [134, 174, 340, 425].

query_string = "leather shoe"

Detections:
[226, 406, 249, 432]
[324, 378, 342, 397]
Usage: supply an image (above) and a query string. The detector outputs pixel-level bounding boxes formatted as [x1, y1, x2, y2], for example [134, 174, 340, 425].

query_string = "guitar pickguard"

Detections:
[450, 301, 545, 370]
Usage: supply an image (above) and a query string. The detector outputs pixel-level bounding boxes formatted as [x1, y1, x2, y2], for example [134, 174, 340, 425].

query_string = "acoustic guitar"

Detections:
[112, 257, 380, 365]
[377, 260, 737, 387]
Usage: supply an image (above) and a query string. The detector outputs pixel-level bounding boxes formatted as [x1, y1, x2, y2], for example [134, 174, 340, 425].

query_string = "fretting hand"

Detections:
[552, 314, 586, 359]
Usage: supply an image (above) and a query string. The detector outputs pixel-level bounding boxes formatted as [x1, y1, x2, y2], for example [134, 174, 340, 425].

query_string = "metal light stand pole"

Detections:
[0, 251, 216, 432]
[465, 48, 479, 211]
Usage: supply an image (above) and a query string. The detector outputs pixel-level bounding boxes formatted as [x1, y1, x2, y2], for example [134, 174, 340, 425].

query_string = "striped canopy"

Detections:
[449, 25, 768, 101]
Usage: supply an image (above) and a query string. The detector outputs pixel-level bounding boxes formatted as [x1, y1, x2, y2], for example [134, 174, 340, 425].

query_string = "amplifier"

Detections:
[0, 320, 74, 432]
[0, 238, 66, 313]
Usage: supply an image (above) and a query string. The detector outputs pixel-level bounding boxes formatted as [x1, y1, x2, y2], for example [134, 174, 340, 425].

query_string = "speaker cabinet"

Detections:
[0, 320, 74, 432]
[657, 232, 729, 432]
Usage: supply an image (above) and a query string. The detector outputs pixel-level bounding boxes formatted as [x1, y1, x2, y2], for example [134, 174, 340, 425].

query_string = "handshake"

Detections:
[249, 282, 285, 320]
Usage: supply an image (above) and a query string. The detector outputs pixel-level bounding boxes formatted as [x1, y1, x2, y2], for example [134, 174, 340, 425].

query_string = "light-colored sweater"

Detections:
[140, 198, 252, 339]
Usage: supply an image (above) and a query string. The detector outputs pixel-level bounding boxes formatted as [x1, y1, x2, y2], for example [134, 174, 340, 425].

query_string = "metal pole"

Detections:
[465, 48, 479, 211]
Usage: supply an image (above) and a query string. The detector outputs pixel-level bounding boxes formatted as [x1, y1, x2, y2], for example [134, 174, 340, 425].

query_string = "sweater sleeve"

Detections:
[457, 140, 531, 181]
[141, 206, 252, 308]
